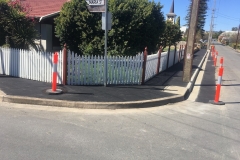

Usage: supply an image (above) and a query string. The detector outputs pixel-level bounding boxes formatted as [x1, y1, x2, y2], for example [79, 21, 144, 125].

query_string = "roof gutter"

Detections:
[39, 11, 60, 22]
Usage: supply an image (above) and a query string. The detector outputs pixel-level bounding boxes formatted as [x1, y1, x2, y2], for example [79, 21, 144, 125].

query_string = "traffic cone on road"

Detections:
[209, 67, 225, 105]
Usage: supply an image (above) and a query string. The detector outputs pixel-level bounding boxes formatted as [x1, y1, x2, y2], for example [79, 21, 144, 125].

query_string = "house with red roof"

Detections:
[20, 0, 69, 52]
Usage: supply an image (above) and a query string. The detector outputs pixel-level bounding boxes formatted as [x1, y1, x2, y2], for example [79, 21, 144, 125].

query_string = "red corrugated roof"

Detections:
[21, 0, 69, 17]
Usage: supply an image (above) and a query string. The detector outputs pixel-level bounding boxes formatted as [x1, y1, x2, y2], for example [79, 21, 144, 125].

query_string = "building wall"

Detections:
[34, 17, 61, 52]
[41, 24, 53, 52]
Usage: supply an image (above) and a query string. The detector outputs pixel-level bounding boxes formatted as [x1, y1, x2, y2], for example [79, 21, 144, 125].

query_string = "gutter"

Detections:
[39, 11, 60, 22]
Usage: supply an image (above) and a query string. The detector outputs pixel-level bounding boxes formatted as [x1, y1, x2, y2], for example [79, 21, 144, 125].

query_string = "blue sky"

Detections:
[157, 0, 240, 31]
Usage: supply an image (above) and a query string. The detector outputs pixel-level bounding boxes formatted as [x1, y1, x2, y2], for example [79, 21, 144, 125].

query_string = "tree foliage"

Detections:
[55, 0, 103, 55]
[212, 30, 223, 39]
[185, 0, 209, 40]
[55, 0, 165, 56]
[232, 27, 238, 31]
[159, 21, 182, 50]
[0, 0, 38, 49]
[176, 16, 180, 27]
[108, 0, 165, 55]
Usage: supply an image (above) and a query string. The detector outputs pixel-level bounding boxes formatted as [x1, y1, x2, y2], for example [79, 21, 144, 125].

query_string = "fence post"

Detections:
[156, 46, 162, 74]
[141, 47, 148, 85]
[62, 44, 67, 85]
[166, 45, 171, 68]
[173, 45, 177, 65]
[178, 45, 182, 62]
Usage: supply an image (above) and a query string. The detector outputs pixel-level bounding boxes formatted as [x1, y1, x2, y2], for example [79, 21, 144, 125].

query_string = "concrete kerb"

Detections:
[0, 90, 6, 102]
[184, 50, 209, 98]
[0, 94, 184, 109]
[0, 50, 208, 109]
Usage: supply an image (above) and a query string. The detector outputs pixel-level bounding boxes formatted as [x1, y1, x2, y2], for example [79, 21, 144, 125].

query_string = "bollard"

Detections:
[212, 50, 215, 61]
[214, 54, 217, 67]
[46, 52, 63, 95]
[220, 57, 223, 68]
[52, 52, 58, 91]
[211, 45, 214, 53]
[209, 67, 225, 105]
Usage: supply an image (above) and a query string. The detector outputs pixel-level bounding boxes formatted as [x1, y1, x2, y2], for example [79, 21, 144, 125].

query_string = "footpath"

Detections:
[0, 49, 209, 109]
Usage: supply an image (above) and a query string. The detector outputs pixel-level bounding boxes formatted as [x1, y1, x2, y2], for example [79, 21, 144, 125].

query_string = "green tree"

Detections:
[159, 20, 182, 67]
[0, 0, 38, 49]
[55, 0, 103, 55]
[212, 30, 223, 39]
[232, 27, 238, 31]
[108, 0, 165, 55]
[55, 0, 165, 56]
[176, 16, 180, 27]
[159, 21, 181, 50]
[185, 0, 209, 40]
[0, 0, 8, 46]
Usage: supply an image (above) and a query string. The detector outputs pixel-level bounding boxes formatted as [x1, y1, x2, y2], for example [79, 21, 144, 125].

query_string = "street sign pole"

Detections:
[104, 0, 108, 86]
[86, 0, 108, 86]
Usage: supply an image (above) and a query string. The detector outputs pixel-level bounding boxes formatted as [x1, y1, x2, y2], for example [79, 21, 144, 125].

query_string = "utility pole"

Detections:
[235, 24, 240, 50]
[207, 0, 216, 49]
[207, 14, 214, 49]
[182, 0, 200, 82]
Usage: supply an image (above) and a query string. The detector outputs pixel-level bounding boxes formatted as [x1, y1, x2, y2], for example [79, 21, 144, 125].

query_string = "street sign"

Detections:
[86, 0, 104, 5]
[86, 0, 105, 12]
[87, 5, 105, 12]
[102, 12, 112, 30]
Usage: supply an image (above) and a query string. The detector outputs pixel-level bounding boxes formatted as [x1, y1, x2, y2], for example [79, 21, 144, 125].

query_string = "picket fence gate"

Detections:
[67, 52, 143, 85]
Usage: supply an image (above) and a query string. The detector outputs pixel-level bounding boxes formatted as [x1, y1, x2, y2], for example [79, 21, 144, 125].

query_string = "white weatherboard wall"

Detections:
[0, 47, 63, 84]
[67, 52, 143, 85]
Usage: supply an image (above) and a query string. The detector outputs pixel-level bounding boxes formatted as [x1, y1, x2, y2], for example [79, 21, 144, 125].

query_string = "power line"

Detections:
[217, 13, 239, 20]
[216, 13, 240, 21]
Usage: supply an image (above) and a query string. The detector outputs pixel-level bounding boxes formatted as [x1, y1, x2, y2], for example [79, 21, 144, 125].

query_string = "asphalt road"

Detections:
[214, 43, 240, 105]
[1, 43, 240, 160]
[1, 102, 240, 160]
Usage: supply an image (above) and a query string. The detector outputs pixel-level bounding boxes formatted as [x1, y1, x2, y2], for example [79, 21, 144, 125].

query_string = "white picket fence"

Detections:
[67, 51, 143, 85]
[144, 49, 184, 82]
[0, 47, 63, 84]
[0, 47, 184, 86]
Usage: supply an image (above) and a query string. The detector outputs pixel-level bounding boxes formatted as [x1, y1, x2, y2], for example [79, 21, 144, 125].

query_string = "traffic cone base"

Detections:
[209, 100, 225, 105]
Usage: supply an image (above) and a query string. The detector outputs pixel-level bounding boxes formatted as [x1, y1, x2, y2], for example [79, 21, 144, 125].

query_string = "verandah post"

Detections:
[141, 47, 148, 85]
